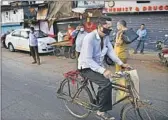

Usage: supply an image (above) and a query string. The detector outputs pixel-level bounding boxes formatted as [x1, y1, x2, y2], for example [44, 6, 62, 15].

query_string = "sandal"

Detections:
[95, 112, 115, 120]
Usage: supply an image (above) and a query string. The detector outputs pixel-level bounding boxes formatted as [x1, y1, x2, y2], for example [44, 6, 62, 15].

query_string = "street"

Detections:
[1, 48, 168, 120]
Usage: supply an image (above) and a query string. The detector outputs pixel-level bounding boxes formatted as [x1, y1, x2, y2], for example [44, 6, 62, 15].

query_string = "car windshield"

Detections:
[27, 30, 48, 38]
[35, 30, 48, 38]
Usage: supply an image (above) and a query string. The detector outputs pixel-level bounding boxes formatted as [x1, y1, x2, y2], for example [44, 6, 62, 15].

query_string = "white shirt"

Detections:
[72, 30, 88, 52]
[78, 30, 123, 74]
[29, 32, 38, 46]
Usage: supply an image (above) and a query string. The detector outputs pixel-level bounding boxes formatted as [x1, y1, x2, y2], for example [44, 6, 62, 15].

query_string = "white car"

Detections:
[5, 29, 56, 53]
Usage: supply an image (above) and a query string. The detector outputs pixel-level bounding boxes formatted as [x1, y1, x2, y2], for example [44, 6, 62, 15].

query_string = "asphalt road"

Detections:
[1, 48, 168, 120]
[1, 50, 97, 120]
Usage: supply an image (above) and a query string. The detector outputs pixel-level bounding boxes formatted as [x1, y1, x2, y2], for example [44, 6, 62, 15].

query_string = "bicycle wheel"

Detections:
[54, 47, 62, 56]
[121, 100, 168, 120]
[64, 47, 70, 58]
[59, 79, 94, 119]
[69, 45, 76, 59]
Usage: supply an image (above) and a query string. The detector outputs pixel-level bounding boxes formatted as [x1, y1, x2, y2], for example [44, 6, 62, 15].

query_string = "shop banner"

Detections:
[103, 1, 168, 13]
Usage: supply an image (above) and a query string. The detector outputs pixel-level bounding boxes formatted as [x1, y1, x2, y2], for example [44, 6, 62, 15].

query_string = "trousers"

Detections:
[80, 69, 112, 112]
[135, 40, 145, 53]
[29, 46, 40, 63]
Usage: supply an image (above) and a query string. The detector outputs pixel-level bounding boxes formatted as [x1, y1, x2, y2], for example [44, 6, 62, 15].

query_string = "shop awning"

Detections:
[47, 1, 79, 28]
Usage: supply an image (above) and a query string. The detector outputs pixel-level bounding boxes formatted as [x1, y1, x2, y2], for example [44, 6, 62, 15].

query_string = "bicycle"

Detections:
[57, 70, 168, 120]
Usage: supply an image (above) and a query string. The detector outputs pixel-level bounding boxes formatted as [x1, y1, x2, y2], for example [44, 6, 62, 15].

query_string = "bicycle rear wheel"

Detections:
[121, 100, 168, 120]
[59, 79, 94, 119]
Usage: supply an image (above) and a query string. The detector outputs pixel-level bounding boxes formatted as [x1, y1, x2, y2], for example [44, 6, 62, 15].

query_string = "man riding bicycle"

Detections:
[78, 18, 130, 119]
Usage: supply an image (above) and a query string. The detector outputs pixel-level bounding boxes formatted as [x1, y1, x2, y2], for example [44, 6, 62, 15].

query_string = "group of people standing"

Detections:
[72, 19, 147, 72]
[71, 18, 147, 119]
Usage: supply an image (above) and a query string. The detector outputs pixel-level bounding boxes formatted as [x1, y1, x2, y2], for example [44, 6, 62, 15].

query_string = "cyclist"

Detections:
[78, 18, 130, 119]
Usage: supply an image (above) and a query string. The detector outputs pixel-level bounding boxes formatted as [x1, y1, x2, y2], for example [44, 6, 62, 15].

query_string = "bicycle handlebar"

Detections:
[110, 67, 134, 79]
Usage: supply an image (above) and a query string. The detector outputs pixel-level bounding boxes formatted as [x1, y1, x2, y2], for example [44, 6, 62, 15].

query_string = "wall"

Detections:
[108, 12, 168, 51]
[1, 9, 24, 24]
[40, 21, 54, 35]
[1, 23, 23, 34]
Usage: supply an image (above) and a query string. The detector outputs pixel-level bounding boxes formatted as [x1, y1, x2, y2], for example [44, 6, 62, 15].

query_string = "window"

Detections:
[13, 10, 16, 14]
[137, 1, 150, 3]
[20, 31, 29, 38]
[12, 30, 20, 37]
[6, 12, 8, 15]
[29, 1, 35, 4]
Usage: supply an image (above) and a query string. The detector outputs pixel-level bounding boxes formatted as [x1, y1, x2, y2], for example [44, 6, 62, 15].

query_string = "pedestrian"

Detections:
[29, 27, 40, 65]
[71, 23, 88, 68]
[72, 23, 88, 58]
[114, 20, 129, 72]
[134, 24, 147, 54]
[78, 18, 130, 120]
[1, 31, 10, 48]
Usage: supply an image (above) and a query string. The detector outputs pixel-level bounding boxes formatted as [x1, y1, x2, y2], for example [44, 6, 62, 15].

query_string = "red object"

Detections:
[67, 27, 75, 45]
[84, 22, 97, 33]
[162, 48, 168, 54]
[48, 34, 56, 38]
[64, 70, 80, 86]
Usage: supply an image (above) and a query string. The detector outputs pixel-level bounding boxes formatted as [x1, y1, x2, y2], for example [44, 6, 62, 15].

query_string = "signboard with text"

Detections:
[103, 1, 168, 13]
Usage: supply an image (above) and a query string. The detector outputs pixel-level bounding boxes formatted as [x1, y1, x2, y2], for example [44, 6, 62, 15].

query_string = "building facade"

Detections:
[103, 1, 168, 51]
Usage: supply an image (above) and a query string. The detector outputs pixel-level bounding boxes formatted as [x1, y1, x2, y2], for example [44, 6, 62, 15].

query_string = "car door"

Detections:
[19, 31, 30, 51]
[10, 30, 21, 49]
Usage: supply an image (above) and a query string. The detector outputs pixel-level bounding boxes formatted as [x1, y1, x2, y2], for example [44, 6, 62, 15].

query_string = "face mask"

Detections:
[102, 27, 111, 35]
[80, 28, 84, 32]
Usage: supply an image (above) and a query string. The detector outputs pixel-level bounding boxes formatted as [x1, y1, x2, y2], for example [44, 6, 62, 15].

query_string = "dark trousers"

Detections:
[29, 46, 40, 63]
[76, 52, 80, 69]
[135, 40, 145, 53]
[80, 69, 112, 112]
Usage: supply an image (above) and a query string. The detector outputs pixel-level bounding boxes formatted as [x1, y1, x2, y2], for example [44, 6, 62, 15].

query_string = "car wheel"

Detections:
[8, 43, 15, 52]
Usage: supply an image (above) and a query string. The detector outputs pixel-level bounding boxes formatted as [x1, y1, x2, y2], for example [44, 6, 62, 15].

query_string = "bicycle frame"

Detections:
[64, 73, 138, 110]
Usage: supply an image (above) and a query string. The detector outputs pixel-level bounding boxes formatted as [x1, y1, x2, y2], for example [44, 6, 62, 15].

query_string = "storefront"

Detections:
[103, 1, 168, 51]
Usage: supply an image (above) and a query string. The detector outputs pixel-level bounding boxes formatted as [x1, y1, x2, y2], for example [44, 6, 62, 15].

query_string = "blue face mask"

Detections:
[80, 28, 84, 32]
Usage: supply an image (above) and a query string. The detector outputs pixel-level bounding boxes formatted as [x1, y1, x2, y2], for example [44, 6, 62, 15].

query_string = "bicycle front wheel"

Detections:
[121, 100, 168, 120]
[59, 79, 94, 119]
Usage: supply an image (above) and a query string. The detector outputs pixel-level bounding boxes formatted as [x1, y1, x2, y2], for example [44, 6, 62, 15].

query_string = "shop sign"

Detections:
[103, 1, 168, 13]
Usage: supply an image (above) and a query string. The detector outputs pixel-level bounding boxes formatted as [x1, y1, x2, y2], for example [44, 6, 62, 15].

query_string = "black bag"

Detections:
[122, 28, 139, 44]
[104, 55, 115, 66]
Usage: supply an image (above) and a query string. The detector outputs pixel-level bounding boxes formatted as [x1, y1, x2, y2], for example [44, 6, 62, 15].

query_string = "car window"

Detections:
[12, 30, 20, 37]
[21, 31, 29, 38]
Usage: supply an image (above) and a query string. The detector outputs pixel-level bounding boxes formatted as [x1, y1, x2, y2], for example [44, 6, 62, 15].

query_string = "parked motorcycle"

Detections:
[156, 34, 168, 67]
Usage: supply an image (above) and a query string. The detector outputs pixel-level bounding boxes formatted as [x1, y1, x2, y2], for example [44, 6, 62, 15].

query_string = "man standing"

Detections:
[114, 20, 129, 72]
[72, 23, 88, 57]
[78, 18, 130, 119]
[29, 27, 40, 65]
[1, 31, 10, 48]
[134, 24, 147, 54]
